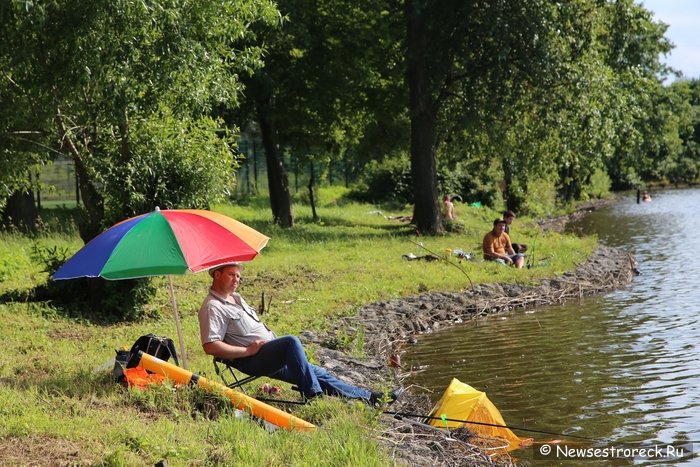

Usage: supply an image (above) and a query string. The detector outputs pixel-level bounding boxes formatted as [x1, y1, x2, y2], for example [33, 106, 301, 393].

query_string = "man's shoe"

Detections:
[369, 391, 383, 406]
[369, 387, 405, 406]
[387, 387, 405, 404]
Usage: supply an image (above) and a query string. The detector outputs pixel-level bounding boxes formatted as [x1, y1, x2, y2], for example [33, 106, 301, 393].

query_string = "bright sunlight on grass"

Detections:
[0, 190, 596, 465]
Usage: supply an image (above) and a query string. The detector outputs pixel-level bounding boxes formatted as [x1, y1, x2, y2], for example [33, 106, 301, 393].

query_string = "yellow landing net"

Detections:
[428, 378, 525, 450]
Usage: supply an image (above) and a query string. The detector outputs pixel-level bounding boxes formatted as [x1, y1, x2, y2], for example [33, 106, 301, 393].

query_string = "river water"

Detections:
[402, 188, 700, 465]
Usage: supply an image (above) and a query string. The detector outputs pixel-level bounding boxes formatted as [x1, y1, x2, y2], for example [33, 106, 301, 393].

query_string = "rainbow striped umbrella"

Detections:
[54, 208, 270, 368]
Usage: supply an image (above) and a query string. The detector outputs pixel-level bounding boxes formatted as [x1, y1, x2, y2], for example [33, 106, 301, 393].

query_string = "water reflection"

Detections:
[403, 188, 700, 465]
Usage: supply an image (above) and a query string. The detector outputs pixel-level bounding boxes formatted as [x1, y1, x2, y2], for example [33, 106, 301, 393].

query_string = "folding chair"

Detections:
[213, 357, 305, 400]
[212, 357, 261, 394]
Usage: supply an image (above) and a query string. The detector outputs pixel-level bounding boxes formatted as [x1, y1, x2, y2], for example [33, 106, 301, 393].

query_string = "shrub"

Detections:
[348, 157, 500, 208]
[347, 156, 413, 204]
[438, 163, 500, 208]
[96, 111, 238, 226]
[521, 178, 558, 218]
[29, 243, 157, 322]
[585, 168, 612, 199]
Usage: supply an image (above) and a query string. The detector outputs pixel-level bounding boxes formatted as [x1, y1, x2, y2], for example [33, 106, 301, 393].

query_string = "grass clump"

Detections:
[0, 191, 597, 465]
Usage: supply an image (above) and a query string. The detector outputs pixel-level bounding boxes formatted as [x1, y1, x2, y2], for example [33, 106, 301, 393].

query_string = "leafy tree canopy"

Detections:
[0, 0, 280, 238]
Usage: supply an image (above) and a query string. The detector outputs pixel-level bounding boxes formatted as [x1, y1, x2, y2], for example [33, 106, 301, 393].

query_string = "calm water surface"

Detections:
[402, 188, 700, 465]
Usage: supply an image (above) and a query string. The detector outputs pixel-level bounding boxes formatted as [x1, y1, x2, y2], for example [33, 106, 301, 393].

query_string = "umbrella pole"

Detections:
[168, 275, 188, 370]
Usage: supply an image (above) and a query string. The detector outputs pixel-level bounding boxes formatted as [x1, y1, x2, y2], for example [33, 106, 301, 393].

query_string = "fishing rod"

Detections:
[408, 239, 474, 289]
[384, 410, 604, 442]
[526, 235, 537, 269]
[249, 398, 603, 442]
[254, 396, 307, 406]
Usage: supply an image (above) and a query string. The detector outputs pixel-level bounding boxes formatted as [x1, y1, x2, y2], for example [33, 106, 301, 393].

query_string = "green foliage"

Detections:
[30, 243, 73, 276]
[598, 2, 679, 190]
[96, 111, 238, 224]
[3, 0, 698, 237]
[585, 168, 612, 199]
[0, 152, 41, 211]
[347, 155, 502, 210]
[0, 0, 280, 235]
[242, 0, 401, 161]
[521, 178, 558, 220]
[438, 162, 501, 208]
[347, 155, 413, 205]
[661, 153, 700, 185]
[656, 79, 700, 185]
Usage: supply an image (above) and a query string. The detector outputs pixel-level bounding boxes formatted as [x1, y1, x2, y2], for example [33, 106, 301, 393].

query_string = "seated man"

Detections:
[482, 218, 525, 269]
[503, 210, 528, 253]
[198, 262, 401, 405]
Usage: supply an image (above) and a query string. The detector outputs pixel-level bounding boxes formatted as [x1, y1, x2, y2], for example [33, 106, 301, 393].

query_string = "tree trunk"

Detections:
[294, 155, 299, 192]
[405, 0, 441, 235]
[1, 189, 37, 233]
[245, 162, 251, 195]
[56, 110, 104, 242]
[34, 171, 42, 211]
[344, 154, 350, 188]
[257, 110, 293, 228]
[557, 165, 581, 202]
[308, 161, 318, 221]
[328, 159, 333, 185]
[252, 140, 259, 194]
[502, 155, 518, 212]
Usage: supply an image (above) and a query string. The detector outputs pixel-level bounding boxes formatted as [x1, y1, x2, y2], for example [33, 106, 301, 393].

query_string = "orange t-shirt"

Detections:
[482, 231, 512, 260]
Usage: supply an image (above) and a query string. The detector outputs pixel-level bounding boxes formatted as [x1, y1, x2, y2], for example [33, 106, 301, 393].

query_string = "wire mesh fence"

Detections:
[34, 148, 353, 208]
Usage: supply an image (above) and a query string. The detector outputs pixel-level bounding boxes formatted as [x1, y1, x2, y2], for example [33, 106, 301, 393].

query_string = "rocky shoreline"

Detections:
[355, 244, 636, 358]
[303, 199, 637, 466]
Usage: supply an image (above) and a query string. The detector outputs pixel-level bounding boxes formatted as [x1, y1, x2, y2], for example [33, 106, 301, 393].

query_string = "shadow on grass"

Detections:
[0, 277, 158, 326]
[243, 216, 422, 244]
[36, 199, 442, 245]
[0, 367, 119, 399]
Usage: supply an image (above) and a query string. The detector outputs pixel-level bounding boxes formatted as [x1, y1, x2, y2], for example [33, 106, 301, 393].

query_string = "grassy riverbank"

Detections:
[0, 189, 597, 465]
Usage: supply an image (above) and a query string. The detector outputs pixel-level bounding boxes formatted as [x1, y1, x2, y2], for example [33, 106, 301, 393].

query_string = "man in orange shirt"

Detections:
[482, 218, 525, 269]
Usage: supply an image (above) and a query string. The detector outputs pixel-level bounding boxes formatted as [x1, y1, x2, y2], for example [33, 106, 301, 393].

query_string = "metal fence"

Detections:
[37, 157, 79, 207]
[36, 149, 350, 207]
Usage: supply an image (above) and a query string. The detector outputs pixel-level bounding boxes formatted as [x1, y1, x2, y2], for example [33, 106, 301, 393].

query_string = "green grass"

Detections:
[0, 189, 597, 465]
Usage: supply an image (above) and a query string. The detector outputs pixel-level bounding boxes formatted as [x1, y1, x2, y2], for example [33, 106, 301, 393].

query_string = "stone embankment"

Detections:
[356, 244, 636, 357]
